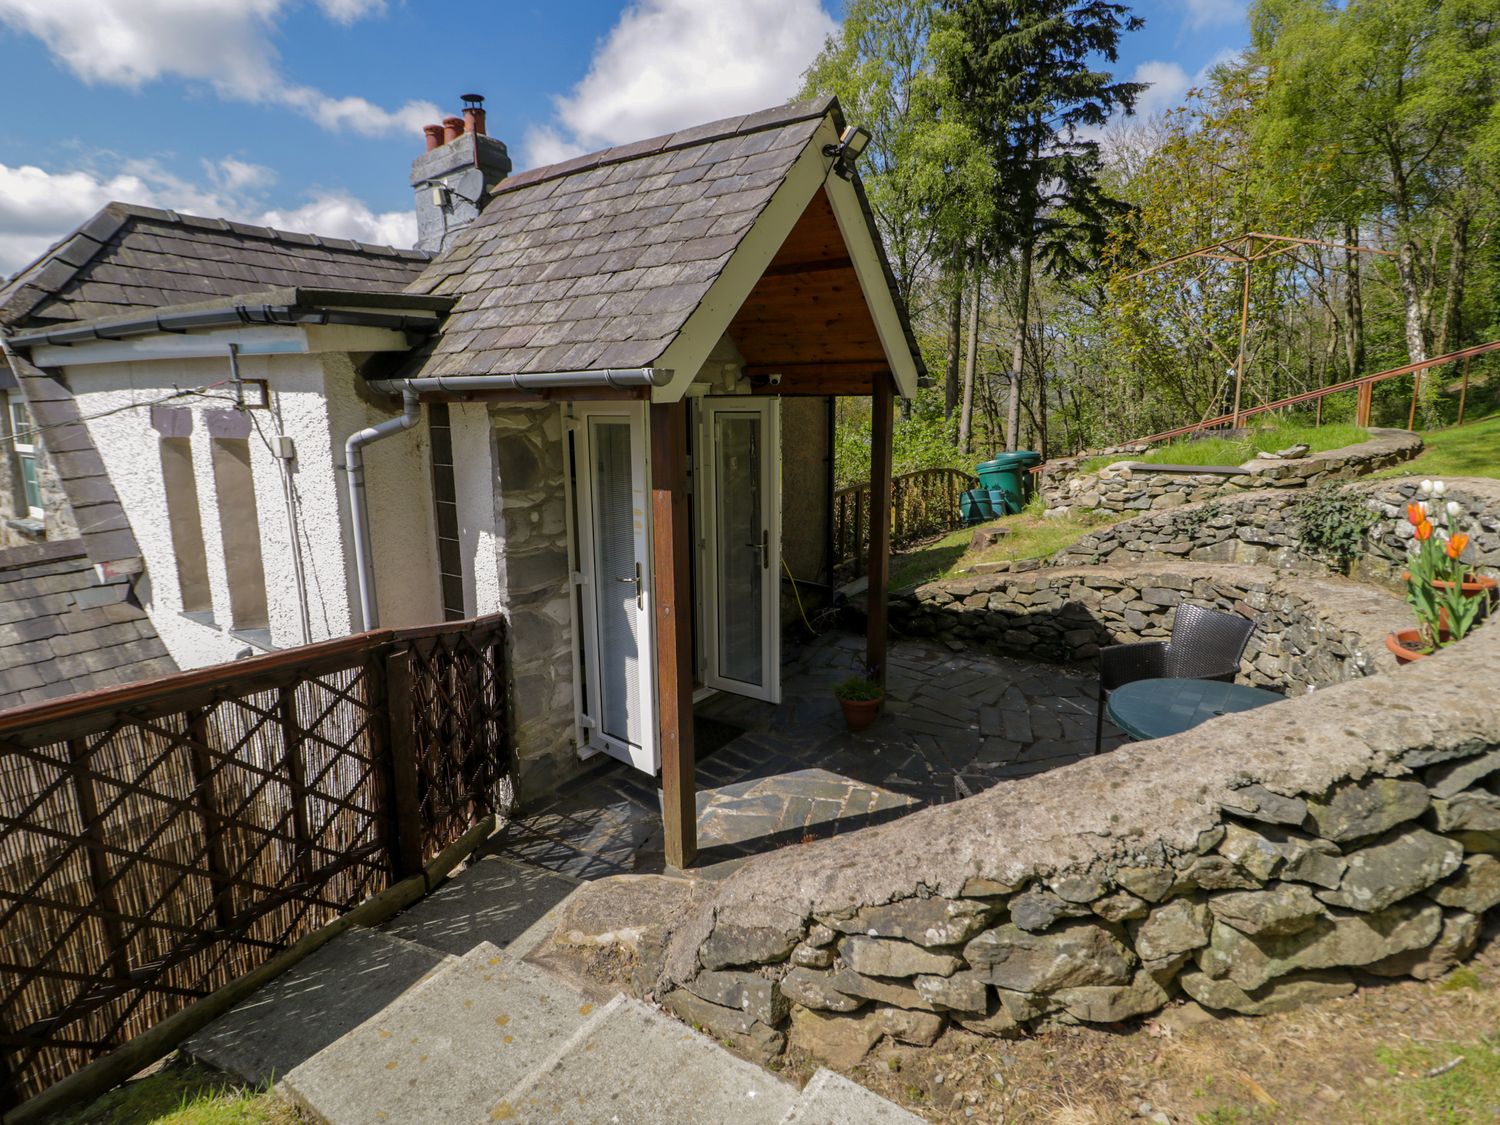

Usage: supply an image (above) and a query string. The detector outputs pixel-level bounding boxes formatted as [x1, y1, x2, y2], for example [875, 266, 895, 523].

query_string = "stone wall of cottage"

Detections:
[1039, 429, 1422, 516]
[490, 402, 578, 802]
[651, 618, 1500, 1066]
[1049, 477, 1500, 585]
[888, 561, 1407, 691]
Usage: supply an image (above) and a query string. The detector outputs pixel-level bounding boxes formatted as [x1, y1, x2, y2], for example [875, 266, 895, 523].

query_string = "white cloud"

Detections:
[1132, 61, 1193, 122]
[1184, 0, 1245, 29]
[523, 0, 837, 167]
[257, 194, 415, 247]
[315, 0, 385, 25]
[0, 158, 414, 275]
[206, 157, 277, 193]
[0, 0, 437, 138]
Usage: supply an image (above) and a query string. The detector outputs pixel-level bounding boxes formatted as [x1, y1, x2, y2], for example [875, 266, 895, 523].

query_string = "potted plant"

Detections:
[834, 674, 884, 731]
[1388, 480, 1491, 663]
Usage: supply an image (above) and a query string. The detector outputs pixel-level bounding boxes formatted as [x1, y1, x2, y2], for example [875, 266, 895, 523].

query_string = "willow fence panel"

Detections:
[833, 467, 977, 580]
[0, 615, 510, 1111]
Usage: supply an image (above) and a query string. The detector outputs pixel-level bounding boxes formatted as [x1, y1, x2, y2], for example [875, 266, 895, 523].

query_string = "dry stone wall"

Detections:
[1050, 477, 1500, 586]
[650, 619, 1500, 1066]
[1040, 429, 1422, 516]
[889, 561, 1408, 692]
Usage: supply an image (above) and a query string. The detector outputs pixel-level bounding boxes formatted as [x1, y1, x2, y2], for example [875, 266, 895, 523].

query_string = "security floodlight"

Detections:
[823, 125, 873, 180]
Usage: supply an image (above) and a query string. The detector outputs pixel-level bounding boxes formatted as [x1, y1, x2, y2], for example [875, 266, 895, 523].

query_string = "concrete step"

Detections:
[380, 855, 580, 958]
[279, 941, 595, 1124]
[184, 925, 453, 1085]
[487, 994, 800, 1124]
[781, 1068, 925, 1124]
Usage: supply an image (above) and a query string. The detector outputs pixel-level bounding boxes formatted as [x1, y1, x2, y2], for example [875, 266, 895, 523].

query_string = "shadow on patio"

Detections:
[481, 632, 1123, 880]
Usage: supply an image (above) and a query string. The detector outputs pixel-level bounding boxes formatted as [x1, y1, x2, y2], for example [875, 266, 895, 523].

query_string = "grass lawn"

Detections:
[57, 1060, 303, 1125]
[889, 509, 1115, 591]
[1369, 411, 1500, 480]
[1079, 422, 1369, 475]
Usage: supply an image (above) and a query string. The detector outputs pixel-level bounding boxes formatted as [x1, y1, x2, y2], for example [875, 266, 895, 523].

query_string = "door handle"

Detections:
[744, 530, 769, 569]
[616, 563, 643, 607]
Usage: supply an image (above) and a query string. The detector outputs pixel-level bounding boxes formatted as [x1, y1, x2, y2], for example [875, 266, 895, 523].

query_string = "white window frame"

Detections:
[9, 398, 44, 520]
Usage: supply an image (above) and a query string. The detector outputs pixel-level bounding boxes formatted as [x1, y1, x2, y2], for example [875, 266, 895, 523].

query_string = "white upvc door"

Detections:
[699, 397, 781, 703]
[571, 404, 659, 774]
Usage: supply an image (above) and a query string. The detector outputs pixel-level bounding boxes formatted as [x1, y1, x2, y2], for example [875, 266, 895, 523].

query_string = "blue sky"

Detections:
[0, 0, 1247, 275]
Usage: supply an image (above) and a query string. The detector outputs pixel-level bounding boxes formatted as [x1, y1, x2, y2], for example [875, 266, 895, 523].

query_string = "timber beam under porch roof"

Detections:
[650, 370, 896, 870]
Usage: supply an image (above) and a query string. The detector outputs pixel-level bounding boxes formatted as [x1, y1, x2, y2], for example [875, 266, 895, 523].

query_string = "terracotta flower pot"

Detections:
[1386, 628, 1432, 664]
[1402, 571, 1496, 633]
[838, 695, 882, 731]
[1386, 626, 1455, 664]
[1404, 571, 1498, 602]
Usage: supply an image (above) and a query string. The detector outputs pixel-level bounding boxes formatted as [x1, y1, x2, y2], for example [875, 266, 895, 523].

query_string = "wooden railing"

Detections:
[834, 467, 977, 579]
[1136, 337, 1500, 446]
[0, 615, 510, 1111]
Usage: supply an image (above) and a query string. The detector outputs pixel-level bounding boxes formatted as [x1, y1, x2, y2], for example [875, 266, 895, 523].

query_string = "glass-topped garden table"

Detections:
[1106, 677, 1284, 741]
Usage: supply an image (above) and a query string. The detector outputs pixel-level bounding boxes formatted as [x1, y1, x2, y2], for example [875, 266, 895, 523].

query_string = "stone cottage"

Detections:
[0, 95, 924, 865]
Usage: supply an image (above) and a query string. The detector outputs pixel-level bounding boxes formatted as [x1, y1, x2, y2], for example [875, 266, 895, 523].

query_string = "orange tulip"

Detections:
[1415, 520, 1434, 541]
[1447, 533, 1469, 559]
[1407, 502, 1425, 526]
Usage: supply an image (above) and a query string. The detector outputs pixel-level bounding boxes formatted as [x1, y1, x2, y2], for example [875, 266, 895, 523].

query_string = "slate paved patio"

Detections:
[483, 632, 1124, 879]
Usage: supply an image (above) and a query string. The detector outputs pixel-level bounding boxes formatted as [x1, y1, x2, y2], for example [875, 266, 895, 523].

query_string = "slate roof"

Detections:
[0, 203, 431, 328]
[405, 98, 836, 378]
[0, 539, 177, 712]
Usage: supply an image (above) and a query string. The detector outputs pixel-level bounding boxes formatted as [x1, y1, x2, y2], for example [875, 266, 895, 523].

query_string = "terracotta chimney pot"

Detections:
[461, 93, 486, 137]
[423, 123, 444, 151]
[442, 116, 465, 144]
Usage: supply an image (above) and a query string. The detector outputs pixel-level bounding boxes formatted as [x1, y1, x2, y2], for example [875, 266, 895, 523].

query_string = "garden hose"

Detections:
[782, 556, 816, 635]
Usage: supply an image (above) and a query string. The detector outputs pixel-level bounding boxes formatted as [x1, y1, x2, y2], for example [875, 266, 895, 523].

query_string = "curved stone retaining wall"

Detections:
[1041, 429, 1422, 516]
[1050, 477, 1500, 587]
[889, 561, 1407, 692]
[650, 619, 1500, 1066]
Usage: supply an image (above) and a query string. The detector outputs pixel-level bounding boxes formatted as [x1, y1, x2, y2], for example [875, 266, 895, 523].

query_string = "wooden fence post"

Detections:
[184, 711, 236, 932]
[1458, 356, 1471, 425]
[275, 688, 314, 888]
[382, 650, 425, 878]
[65, 738, 130, 983]
[853, 488, 865, 579]
[866, 375, 895, 685]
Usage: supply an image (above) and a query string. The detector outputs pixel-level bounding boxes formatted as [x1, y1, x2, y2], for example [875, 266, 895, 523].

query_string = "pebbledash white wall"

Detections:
[62, 350, 445, 669]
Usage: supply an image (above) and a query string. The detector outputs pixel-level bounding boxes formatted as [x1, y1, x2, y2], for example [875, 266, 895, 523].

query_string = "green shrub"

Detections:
[833, 675, 884, 701]
[1293, 484, 1377, 573]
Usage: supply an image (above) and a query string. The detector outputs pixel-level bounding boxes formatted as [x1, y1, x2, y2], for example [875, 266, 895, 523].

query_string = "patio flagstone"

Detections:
[482, 631, 1119, 879]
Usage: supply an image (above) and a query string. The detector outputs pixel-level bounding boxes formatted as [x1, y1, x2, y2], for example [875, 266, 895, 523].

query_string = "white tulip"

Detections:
[1447, 501, 1462, 518]
[1420, 479, 1434, 494]
[1433, 480, 1447, 497]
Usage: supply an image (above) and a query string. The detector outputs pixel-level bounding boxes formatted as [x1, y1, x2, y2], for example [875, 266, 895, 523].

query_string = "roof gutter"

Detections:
[8, 304, 443, 348]
[367, 368, 673, 395]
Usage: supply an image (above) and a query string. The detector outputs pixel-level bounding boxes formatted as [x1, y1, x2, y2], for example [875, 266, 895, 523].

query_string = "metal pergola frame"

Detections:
[1117, 232, 1395, 428]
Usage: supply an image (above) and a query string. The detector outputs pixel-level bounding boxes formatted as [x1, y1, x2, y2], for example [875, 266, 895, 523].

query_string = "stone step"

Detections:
[184, 925, 453, 1085]
[487, 994, 800, 1124]
[380, 854, 581, 958]
[279, 941, 595, 1124]
[780, 1068, 925, 1124]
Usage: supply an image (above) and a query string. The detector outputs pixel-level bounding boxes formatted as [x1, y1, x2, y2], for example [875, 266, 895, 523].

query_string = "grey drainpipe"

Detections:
[345, 388, 420, 630]
[347, 367, 669, 627]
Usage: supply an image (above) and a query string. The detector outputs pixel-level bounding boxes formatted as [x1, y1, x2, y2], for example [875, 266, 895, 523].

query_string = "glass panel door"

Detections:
[701, 398, 780, 702]
[591, 418, 642, 747]
[572, 406, 658, 773]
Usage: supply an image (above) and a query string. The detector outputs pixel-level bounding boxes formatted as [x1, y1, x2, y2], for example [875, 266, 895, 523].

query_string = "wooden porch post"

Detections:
[650, 401, 697, 869]
[866, 374, 895, 686]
